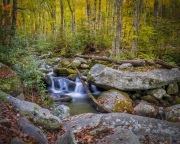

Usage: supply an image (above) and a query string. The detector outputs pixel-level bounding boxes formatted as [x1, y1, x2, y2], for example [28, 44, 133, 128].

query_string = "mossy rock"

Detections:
[175, 98, 180, 104]
[0, 74, 23, 97]
[53, 68, 76, 76]
[67, 74, 77, 81]
[61, 58, 71, 66]
[140, 95, 159, 104]
[97, 89, 132, 113]
[83, 69, 89, 76]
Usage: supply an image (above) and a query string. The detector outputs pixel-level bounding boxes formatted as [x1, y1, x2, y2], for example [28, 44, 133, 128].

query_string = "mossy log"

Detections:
[75, 54, 145, 67]
[154, 59, 180, 70]
[76, 69, 111, 113]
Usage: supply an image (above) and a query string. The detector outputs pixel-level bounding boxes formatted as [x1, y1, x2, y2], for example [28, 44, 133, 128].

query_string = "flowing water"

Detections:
[48, 72, 103, 115]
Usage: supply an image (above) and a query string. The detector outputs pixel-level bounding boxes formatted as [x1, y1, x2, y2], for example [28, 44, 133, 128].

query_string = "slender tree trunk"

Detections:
[131, 0, 140, 57]
[111, 0, 116, 55]
[94, 0, 97, 49]
[115, 0, 121, 56]
[98, 0, 102, 30]
[60, 0, 64, 36]
[11, 0, 17, 37]
[86, 0, 91, 37]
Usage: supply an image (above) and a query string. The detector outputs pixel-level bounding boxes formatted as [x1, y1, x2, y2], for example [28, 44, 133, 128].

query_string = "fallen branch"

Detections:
[76, 69, 111, 113]
[75, 54, 145, 67]
[154, 59, 180, 70]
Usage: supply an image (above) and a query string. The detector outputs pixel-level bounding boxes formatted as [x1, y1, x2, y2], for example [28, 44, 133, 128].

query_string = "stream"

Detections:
[47, 71, 103, 115]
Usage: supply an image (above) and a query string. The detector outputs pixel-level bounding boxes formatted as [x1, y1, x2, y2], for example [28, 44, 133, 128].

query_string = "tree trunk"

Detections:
[154, 0, 159, 43]
[98, 0, 102, 30]
[94, 0, 97, 49]
[115, 0, 121, 56]
[60, 0, 64, 36]
[111, 0, 116, 55]
[131, 0, 140, 57]
[11, 0, 17, 37]
[86, 0, 91, 37]
[154, 59, 180, 70]
[75, 54, 145, 67]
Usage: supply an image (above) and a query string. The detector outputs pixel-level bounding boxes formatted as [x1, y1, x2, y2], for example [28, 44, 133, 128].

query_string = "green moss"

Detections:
[175, 98, 180, 104]
[114, 99, 132, 113]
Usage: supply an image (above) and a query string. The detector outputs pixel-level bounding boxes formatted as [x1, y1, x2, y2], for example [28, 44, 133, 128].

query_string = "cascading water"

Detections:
[47, 71, 103, 115]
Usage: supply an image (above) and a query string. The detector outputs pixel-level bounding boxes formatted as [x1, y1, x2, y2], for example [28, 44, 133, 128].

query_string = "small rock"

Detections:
[147, 88, 166, 99]
[89, 126, 109, 136]
[61, 58, 71, 66]
[167, 83, 179, 95]
[75, 57, 87, 64]
[53, 105, 70, 120]
[80, 64, 89, 69]
[119, 63, 133, 69]
[18, 117, 48, 144]
[140, 95, 159, 104]
[134, 101, 157, 118]
[71, 59, 81, 68]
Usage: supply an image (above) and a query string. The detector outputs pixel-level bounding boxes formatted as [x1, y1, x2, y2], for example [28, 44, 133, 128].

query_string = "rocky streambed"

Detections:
[1, 55, 180, 143]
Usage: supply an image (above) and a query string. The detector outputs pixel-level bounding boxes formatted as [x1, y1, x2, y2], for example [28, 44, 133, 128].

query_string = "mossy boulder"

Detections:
[53, 67, 76, 76]
[67, 74, 77, 81]
[0, 63, 23, 97]
[167, 83, 179, 95]
[61, 58, 71, 66]
[140, 95, 159, 104]
[71, 59, 81, 68]
[97, 89, 132, 113]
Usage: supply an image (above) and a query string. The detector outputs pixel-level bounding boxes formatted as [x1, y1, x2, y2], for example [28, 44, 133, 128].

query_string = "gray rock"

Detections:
[61, 58, 71, 66]
[134, 101, 157, 118]
[53, 105, 70, 120]
[89, 126, 109, 136]
[119, 63, 133, 69]
[147, 88, 166, 99]
[97, 89, 132, 113]
[63, 113, 180, 144]
[140, 95, 159, 104]
[3, 94, 62, 130]
[18, 117, 48, 144]
[71, 59, 81, 68]
[98, 127, 141, 144]
[10, 137, 28, 144]
[80, 64, 89, 69]
[75, 57, 87, 64]
[87, 64, 180, 91]
[165, 104, 180, 123]
[55, 131, 77, 144]
[167, 82, 179, 94]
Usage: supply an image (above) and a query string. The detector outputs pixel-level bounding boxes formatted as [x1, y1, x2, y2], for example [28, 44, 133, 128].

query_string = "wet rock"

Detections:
[3, 93, 62, 130]
[97, 89, 132, 113]
[167, 82, 179, 94]
[10, 137, 28, 144]
[87, 64, 180, 91]
[165, 104, 180, 123]
[134, 101, 157, 118]
[53, 105, 70, 120]
[147, 88, 166, 99]
[67, 74, 77, 81]
[18, 117, 48, 144]
[140, 95, 159, 104]
[55, 131, 77, 144]
[68, 82, 76, 91]
[52, 94, 73, 102]
[43, 74, 52, 86]
[53, 68, 76, 76]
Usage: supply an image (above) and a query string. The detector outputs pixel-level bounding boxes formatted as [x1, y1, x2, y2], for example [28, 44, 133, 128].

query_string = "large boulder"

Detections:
[87, 64, 180, 91]
[97, 89, 132, 113]
[0, 62, 23, 97]
[1, 92, 62, 130]
[55, 131, 77, 144]
[63, 113, 180, 143]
